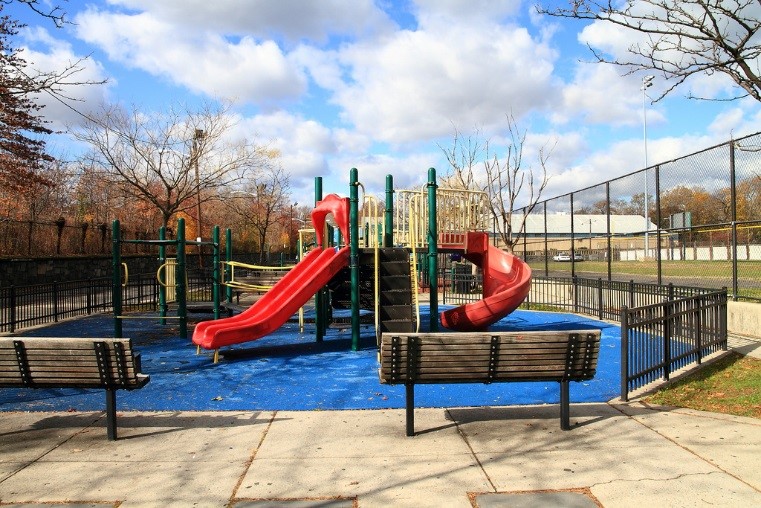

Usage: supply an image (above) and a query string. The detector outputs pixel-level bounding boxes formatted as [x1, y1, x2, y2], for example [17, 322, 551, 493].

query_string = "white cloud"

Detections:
[74, 9, 307, 104]
[334, 21, 557, 143]
[235, 111, 338, 199]
[106, 0, 395, 44]
[330, 151, 439, 194]
[413, 0, 522, 27]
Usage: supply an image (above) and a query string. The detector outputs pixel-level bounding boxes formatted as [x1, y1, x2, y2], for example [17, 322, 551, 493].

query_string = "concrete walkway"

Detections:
[1, 401, 759, 507]
[1, 335, 759, 507]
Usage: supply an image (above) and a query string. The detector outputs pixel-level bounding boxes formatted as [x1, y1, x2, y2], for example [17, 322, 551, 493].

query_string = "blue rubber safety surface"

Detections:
[0, 306, 620, 412]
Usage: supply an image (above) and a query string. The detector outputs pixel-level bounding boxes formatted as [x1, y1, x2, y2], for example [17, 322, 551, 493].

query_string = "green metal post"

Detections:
[350, 167, 360, 350]
[177, 218, 188, 339]
[225, 228, 233, 303]
[112, 220, 122, 338]
[212, 225, 220, 320]
[158, 226, 167, 324]
[384, 175, 394, 247]
[427, 167, 438, 332]
[314, 177, 325, 342]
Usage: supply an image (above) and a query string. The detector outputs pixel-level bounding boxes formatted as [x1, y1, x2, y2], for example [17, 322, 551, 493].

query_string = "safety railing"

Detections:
[394, 187, 490, 249]
[0, 269, 215, 333]
[620, 290, 727, 401]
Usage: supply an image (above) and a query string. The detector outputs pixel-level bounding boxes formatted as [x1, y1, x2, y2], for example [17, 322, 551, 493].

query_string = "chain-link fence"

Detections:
[513, 131, 761, 302]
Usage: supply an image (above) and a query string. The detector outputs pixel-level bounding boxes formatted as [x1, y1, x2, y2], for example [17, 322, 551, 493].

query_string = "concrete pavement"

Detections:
[1, 401, 759, 507]
[1, 334, 759, 507]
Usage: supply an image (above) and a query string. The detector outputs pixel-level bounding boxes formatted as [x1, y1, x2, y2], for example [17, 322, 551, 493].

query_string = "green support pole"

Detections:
[112, 220, 123, 338]
[158, 226, 167, 324]
[350, 167, 360, 350]
[384, 175, 394, 248]
[225, 228, 233, 303]
[177, 218, 188, 340]
[212, 225, 220, 320]
[314, 177, 325, 342]
[427, 167, 438, 332]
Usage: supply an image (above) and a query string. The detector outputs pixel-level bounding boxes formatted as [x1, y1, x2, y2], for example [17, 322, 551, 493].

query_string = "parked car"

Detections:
[552, 252, 584, 262]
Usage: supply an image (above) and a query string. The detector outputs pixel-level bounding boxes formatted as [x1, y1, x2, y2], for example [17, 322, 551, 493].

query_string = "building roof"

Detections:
[518, 213, 657, 236]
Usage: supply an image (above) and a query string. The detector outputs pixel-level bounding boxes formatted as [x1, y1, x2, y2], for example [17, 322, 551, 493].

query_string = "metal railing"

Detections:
[1, 270, 215, 333]
[620, 290, 727, 401]
[525, 276, 719, 320]
[441, 271, 728, 399]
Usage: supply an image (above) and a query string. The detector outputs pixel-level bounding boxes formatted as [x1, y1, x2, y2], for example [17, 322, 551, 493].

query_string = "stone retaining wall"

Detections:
[0, 256, 160, 287]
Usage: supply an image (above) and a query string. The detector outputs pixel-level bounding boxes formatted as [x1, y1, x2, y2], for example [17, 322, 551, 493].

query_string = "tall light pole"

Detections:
[192, 129, 205, 267]
[642, 75, 654, 258]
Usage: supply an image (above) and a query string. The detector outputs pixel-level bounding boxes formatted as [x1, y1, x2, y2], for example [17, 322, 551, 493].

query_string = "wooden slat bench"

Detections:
[379, 330, 601, 436]
[0, 337, 150, 440]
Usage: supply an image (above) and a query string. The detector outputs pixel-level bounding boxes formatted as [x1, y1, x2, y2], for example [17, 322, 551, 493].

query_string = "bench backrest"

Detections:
[0, 337, 148, 390]
[379, 330, 600, 384]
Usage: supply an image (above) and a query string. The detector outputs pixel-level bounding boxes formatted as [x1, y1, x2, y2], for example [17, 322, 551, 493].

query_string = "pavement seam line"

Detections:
[227, 410, 277, 507]
[447, 408, 498, 493]
[0, 412, 102, 485]
[608, 402, 761, 494]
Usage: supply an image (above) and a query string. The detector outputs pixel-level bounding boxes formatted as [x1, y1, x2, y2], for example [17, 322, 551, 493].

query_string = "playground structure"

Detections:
[111, 218, 228, 340]
[191, 167, 532, 357]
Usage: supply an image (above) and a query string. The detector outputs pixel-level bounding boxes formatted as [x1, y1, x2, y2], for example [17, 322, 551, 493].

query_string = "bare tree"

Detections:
[538, 0, 761, 102]
[224, 164, 290, 263]
[440, 115, 553, 252]
[74, 101, 272, 229]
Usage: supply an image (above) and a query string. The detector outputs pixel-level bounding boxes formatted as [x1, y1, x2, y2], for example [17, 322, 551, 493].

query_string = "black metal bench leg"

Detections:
[105, 389, 117, 440]
[405, 384, 415, 437]
[560, 380, 570, 430]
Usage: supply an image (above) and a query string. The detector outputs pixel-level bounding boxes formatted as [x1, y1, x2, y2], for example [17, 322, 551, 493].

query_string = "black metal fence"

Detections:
[620, 290, 727, 401]
[441, 270, 728, 399]
[0, 270, 215, 333]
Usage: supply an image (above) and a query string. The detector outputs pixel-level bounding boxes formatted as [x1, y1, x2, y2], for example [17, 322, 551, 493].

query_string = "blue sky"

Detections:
[11, 0, 761, 205]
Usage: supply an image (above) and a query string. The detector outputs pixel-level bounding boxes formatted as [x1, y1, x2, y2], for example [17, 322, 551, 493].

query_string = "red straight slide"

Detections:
[440, 232, 532, 331]
[192, 246, 350, 350]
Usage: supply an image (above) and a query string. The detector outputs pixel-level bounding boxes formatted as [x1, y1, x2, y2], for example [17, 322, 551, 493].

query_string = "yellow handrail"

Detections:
[408, 195, 421, 333]
[361, 192, 382, 343]
[121, 262, 128, 287]
[222, 261, 293, 292]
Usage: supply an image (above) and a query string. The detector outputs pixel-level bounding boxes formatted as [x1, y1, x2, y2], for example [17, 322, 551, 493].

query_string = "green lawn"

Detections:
[645, 353, 761, 419]
[528, 259, 761, 299]
[533, 259, 761, 277]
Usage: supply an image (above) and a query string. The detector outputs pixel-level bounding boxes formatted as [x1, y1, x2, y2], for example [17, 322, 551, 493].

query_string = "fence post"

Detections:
[695, 297, 703, 364]
[663, 299, 672, 381]
[720, 288, 728, 351]
[9, 285, 16, 333]
[629, 280, 635, 308]
[620, 306, 629, 402]
[572, 275, 578, 314]
[597, 277, 603, 320]
[53, 281, 59, 322]
[87, 278, 92, 314]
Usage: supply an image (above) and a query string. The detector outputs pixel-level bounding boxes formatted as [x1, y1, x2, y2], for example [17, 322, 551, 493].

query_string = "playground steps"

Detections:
[374, 248, 416, 333]
[327, 248, 415, 333]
